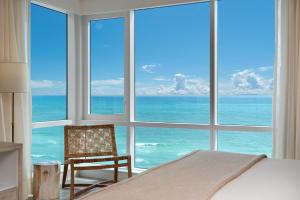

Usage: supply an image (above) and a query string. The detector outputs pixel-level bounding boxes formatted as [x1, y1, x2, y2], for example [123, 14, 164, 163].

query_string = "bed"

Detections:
[79, 150, 300, 200]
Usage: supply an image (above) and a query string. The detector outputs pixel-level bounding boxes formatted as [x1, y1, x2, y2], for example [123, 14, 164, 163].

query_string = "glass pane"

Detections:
[32, 96, 67, 122]
[135, 127, 210, 169]
[90, 18, 125, 115]
[115, 126, 127, 155]
[217, 131, 272, 157]
[217, 0, 275, 126]
[31, 4, 67, 122]
[32, 126, 64, 163]
[135, 2, 210, 124]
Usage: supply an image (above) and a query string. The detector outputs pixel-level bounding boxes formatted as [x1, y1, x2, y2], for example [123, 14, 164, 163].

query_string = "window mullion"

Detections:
[125, 10, 136, 168]
[67, 14, 76, 124]
[210, 0, 218, 151]
[82, 15, 90, 119]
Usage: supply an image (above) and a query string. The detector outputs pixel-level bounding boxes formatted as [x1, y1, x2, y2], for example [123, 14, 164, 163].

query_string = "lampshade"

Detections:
[0, 62, 29, 93]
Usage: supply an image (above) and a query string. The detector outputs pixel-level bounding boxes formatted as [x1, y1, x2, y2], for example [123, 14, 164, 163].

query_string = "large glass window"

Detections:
[135, 2, 210, 124]
[90, 18, 125, 115]
[31, 3, 68, 163]
[31, 4, 67, 122]
[31, 0, 275, 168]
[217, 0, 274, 126]
[86, 0, 274, 169]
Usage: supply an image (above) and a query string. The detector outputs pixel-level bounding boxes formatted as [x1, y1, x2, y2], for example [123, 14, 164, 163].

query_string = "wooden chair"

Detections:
[62, 124, 132, 199]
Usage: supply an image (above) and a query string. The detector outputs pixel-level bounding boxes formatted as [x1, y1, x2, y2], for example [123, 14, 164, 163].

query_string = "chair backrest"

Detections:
[64, 124, 117, 159]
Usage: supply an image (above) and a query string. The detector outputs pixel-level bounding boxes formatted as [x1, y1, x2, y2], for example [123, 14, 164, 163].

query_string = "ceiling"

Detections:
[34, 0, 204, 15]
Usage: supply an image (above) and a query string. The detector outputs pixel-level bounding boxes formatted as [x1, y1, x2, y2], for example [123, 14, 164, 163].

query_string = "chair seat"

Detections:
[64, 155, 131, 164]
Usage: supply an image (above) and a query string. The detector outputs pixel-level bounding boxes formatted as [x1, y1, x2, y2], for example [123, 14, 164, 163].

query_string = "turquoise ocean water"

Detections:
[32, 96, 272, 169]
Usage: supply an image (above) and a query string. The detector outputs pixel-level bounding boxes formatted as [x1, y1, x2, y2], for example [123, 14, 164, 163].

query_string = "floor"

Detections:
[27, 175, 101, 200]
[59, 175, 108, 199]
[59, 174, 114, 200]
[31, 168, 133, 200]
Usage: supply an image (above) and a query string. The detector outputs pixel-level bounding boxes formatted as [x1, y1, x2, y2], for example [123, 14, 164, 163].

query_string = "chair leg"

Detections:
[62, 164, 68, 188]
[114, 159, 118, 183]
[127, 157, 132, 178]
[70, 162, 75, 200]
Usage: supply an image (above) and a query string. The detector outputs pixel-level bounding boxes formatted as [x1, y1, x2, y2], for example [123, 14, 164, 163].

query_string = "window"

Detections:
[135, 2, 210, 124]
[31, 4, 67, 122]
[31, 3, 68, 163]
[90, 18, 125, 115]
[217, 0, 274, 126]
[70, 0, 277, 170]
[84, 0, 275, 169]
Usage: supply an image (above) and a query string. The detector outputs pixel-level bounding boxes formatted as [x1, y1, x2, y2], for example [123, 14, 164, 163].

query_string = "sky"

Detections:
[31, 0, 275, 96]
[31, 4, 67, 95]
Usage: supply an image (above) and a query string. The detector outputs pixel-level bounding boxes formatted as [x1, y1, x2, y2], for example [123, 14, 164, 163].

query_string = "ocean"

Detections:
[32, 96, 272, 169]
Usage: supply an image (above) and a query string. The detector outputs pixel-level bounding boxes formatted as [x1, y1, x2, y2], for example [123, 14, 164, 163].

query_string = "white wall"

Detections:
[80, 0, 206, 15]
[32, 0, 81, 14]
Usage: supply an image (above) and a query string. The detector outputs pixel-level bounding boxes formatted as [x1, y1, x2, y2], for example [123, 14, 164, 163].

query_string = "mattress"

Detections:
[80, 151, 300, 200]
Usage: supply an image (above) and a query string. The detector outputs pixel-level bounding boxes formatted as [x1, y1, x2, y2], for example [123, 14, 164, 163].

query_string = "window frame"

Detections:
[31, 2, 74, 129]
[82, 12, 130, 122]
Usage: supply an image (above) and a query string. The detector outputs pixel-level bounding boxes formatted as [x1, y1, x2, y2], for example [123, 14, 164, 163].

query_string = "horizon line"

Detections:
[31, 95, 273, 97]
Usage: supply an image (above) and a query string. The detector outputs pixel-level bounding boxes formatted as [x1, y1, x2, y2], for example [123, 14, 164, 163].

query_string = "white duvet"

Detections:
[212, 158, 300, 200]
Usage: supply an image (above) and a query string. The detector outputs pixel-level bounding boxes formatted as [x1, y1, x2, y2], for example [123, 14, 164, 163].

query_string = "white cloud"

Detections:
[257, 66, 273, 72]
[31, 80, 63, 88]
[31, 69, 272, 96]
[159, 74, 209, 95]
[137, 67, 273, 96]
[91, 78, 124, 96]
[31, 80, 66, 95]
[230, 69, 273, 95]
[152, 76, 170, 81]
[91, 78, 124, 86]
[136, 87, 158, 96]
[142, 64, 159, 73]
[137, 73, 209, 96]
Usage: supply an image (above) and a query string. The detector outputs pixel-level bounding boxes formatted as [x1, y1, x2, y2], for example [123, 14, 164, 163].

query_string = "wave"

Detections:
[136, 143, 160, 147]
[47, 140, 58, 145]
[177, 151, 190, 157]
[33, 139, 59, 145]
[135, 158, 145, 163]
[32, 154, 45, 158]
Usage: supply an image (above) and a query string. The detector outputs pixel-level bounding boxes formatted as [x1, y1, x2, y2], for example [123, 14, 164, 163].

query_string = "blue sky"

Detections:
[31, 0, 274, 96]
[31, 4, 67, 95]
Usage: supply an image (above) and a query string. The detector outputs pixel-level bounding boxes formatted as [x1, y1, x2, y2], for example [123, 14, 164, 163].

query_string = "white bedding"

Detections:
[212, 158, 300, 200]
[80, 151, 265, 200]
[80, 152, 300, 200]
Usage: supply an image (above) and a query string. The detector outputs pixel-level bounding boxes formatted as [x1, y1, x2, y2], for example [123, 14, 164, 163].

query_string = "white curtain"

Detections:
[0, 0, 32, 198]
[273, 0, 300, 160]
